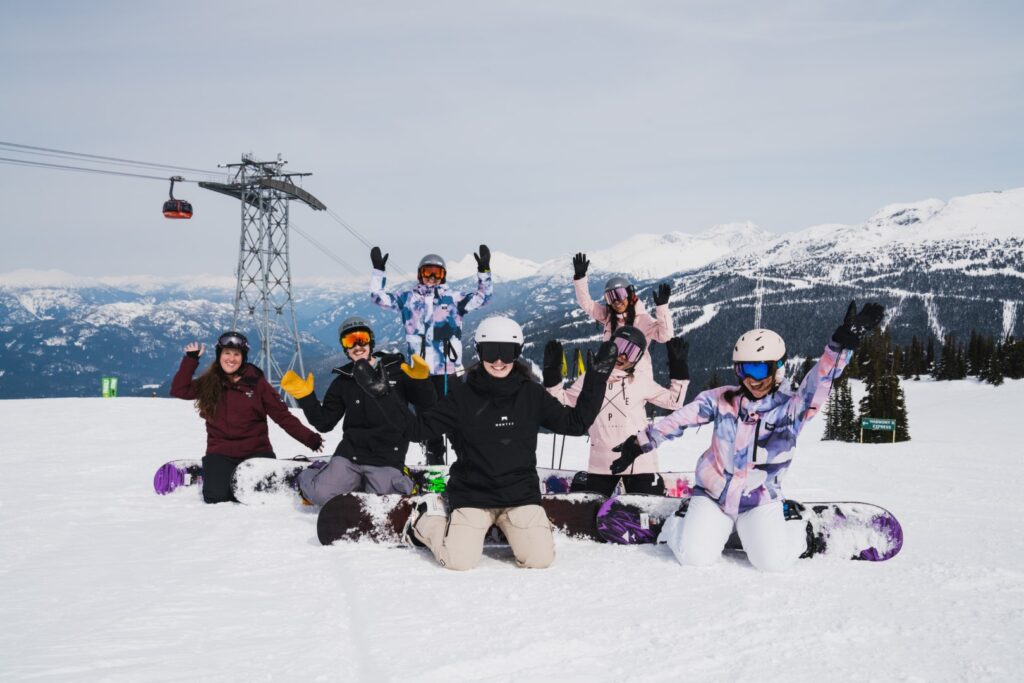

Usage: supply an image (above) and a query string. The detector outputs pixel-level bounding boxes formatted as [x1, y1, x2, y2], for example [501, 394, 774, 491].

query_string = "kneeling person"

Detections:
[280, 317, 435, 506]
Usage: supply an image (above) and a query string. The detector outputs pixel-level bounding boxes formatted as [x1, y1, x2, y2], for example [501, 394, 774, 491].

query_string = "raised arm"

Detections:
[369, 246, 404, 311]
[169, 343, 204, 400]
[455, 246, 493, 315]
[538, 341, 617, 435]
[573, 274, 610, 325]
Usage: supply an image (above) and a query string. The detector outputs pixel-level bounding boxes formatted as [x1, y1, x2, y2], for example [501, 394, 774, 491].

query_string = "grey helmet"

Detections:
[338, 316, 374, 349]
[418, 253, 447, 284]
[603, 275, 636, 304]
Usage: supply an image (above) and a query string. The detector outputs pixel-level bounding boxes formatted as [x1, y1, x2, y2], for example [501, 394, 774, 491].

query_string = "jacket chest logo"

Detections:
[495, 415, 515, 428]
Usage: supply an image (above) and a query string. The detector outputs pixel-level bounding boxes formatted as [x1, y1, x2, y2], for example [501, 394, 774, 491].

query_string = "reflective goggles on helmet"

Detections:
[613, 336, 644, 365]
[340, 329, 372, 349]
[476, 341, 521, 364]
[419, 265, 446, 281]
[217, 333, 249, 351]
[604, 287, 631, 304]
[734, 360, 783, 381]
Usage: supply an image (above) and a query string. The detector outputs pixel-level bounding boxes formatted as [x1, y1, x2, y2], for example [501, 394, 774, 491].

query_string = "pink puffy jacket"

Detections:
[549, 368, 688, 474]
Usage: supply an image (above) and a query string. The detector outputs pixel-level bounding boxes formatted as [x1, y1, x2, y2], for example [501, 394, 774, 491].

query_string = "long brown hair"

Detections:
[192, 362, 230, 420]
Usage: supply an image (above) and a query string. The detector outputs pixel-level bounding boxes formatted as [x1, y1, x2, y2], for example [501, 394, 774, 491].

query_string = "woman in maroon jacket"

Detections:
[170, 331, 323, 503]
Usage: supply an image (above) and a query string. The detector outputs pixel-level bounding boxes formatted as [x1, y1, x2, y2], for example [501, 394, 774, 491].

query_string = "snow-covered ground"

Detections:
[1, 380, 1022, 682]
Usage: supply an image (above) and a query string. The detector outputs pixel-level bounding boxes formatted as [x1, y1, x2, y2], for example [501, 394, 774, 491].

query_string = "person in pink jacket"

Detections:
[571, 252, 673, 378]
[544, 326, 690, 496]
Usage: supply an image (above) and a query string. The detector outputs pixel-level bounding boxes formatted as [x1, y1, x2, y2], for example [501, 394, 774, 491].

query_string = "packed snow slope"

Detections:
[1, 380, 1022, 682]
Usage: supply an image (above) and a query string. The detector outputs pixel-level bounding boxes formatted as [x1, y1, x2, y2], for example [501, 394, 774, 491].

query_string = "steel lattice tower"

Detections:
[200, 155, 326, 397]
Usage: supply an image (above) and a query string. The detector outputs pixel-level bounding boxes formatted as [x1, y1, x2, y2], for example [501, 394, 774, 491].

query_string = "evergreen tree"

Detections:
[857, 328, 911, 443]
[836, 379, 858, 442]
[926, 338, 936, 377]
[981, 340, 1005, 386]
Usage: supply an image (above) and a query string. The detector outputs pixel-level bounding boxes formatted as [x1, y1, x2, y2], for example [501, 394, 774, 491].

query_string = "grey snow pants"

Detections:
[296, 456, 414, 507]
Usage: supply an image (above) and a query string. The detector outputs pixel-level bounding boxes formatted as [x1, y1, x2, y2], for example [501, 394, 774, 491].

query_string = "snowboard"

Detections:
[536, 468, 696, 498]
[153, 459, 203, 495]
[595, 495, 904, 561]
[317, 492, 607, 546]
[230, 458, 449, 506]
[152, 456, 327, 498]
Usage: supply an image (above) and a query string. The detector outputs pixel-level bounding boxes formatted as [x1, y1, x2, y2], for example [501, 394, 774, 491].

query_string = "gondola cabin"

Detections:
[162, 199, 193, 219]
[163, 176, 193, 219]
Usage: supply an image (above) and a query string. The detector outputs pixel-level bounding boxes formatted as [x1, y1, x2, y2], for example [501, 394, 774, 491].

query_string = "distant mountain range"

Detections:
[2, 187, 1021, 399]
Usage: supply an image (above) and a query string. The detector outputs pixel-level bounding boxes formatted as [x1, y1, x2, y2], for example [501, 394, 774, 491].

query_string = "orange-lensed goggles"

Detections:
[419, 265, 446, 280]
[340, 330, 372, 349]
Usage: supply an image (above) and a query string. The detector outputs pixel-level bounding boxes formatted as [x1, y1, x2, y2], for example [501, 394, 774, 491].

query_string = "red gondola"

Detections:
[163, 176, 193, 219]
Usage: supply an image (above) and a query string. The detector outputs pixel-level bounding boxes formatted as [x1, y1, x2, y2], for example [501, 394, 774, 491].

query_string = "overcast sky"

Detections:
[2, 1, 1022, 278]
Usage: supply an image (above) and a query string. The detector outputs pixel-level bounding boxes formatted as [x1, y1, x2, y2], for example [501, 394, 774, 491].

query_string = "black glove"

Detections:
[186, 350, 201, 360]
[652, 283, 671, 307]
[666, 337, 689, 380]
[370, 246, 389, 271]
[831, 301, 885, 350]
[473, 244, 491, 272]
[542, 340, 564, 388]
[589, 340, 618, 377]
[572, 252, 589, 280]
[352, 359, 390, 398]
[610, 435, 643, 475]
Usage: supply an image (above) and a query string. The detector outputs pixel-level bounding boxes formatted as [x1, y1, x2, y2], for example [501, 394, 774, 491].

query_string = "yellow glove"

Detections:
[400, 354, 429, 380]
[280, 370, 315, 399]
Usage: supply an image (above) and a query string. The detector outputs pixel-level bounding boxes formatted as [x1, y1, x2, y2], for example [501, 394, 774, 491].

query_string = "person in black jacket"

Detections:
[280, 317, 435, 506]
[353, 315, 617, 571]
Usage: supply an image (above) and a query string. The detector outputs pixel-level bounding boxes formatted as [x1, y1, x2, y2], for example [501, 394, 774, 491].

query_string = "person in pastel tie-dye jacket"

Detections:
[369, 245, 493, 465]
[610, 301, 885, 571]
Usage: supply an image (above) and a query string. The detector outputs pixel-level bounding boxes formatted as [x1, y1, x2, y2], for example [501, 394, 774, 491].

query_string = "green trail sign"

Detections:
[101, 376, 118, 398]
[860, 417, 896, 443]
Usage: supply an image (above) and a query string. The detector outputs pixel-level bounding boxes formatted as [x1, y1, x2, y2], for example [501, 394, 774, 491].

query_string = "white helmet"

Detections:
[733, 329, 786, 362]
[474, 316, 524, 345]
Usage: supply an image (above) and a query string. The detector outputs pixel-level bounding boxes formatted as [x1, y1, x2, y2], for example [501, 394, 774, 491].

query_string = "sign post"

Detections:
[860, 417, 896, 443]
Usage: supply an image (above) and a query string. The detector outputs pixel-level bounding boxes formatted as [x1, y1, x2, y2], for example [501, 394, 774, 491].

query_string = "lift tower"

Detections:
[199, 155, 326, 395]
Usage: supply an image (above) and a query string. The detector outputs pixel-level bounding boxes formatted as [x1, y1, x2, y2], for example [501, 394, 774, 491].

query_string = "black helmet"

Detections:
[338, 316, 374, 350]
[216, 331, 250, 364]
[610, 325, 647, 367]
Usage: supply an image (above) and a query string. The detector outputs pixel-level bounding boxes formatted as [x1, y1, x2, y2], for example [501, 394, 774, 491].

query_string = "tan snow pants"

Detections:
[413, 505, 554, 571]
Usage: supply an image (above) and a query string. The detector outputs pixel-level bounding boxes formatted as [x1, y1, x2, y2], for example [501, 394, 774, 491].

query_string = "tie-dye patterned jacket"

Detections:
[370, 268, 493, 375]
[637, 342, 851, 517]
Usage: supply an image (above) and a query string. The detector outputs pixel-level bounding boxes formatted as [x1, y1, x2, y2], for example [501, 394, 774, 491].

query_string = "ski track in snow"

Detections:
[1003, 300, 1019, 339]
[2, 382, 1024, 681]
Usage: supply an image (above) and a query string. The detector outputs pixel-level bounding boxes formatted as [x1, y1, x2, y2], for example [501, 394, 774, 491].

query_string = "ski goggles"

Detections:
[476, 341, 521, 364]
[419, 265, 446, 281]
[613, 336, 644, 364]
[217, 333, 249, 351]
[340, 330, 373, 349]
[604, 287, 631, 303]
[734, 360, 784, 381]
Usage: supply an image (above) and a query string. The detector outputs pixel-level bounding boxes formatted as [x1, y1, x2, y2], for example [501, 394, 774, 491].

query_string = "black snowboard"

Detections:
[317, 492, 606, 546]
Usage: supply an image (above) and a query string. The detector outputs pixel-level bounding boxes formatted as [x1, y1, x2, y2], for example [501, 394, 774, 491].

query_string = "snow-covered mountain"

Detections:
[1, 187, 1021, 398]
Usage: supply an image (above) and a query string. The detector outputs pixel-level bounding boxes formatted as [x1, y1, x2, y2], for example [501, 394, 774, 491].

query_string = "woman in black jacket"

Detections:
[279, 317, 435, 506]
[355, 315, 616, 571]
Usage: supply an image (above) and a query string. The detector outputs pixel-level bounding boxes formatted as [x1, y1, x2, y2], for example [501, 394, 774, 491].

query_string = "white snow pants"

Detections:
[659, 495, 805, 572]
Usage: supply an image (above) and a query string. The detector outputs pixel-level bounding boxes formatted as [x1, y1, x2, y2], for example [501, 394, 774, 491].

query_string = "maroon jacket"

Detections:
[170, 355, 322, 458]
